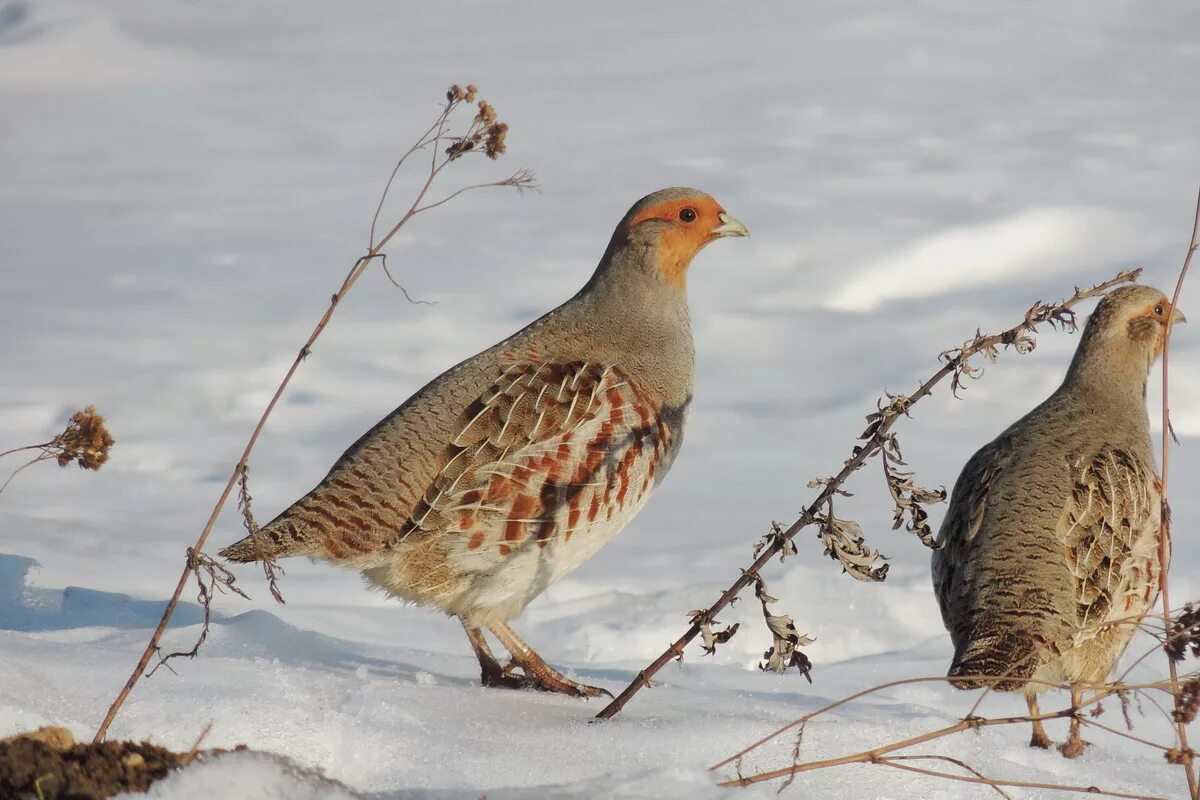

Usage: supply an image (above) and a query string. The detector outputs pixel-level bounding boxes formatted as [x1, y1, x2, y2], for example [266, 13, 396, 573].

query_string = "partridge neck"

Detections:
[562, 239, 695, 404]
[1060, 343, 1153, 419]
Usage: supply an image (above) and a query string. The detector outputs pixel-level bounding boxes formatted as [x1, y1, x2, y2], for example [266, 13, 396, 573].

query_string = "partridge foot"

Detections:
[1058, 736, 1088, 759]
[1026, 698, 1052, 749]
[499, 659, 611, 698]
[463, 622, 527, 690]
[1057, 686, 1088, 758]
[489, 621, 612, 698]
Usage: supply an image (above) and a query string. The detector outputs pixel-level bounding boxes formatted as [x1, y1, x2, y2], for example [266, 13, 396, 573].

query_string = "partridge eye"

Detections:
[678, 207, 697, 223]
[1155, 304, 1165, 316]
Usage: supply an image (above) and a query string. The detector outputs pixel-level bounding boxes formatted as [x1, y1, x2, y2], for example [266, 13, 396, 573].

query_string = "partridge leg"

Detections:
[461, 621, 524, 690]
[1058, 685, 1089, 758]
[1026, 694, 1052, 749]
[488, 621, 612, 699]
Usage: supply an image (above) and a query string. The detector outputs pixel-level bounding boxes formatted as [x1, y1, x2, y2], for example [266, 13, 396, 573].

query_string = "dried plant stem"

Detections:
[0, 407, 115, 495]
[594, 268, 1141, 720]
[869, 757, 1167, 800]
[0, 443, 49, 459]
[0, 452, 54, 495]
[716, 713, 1070, 788]
[178, 722, 214, 768]
[711, 675, 964, 771]
[93, 87, 533, 743]
[1158, 186, 1200, 799]
[1117, 604, 1200, 683]
[709, 673, 1136, 773]
[713, 676, 1176, 795]
[886, 755, 1013, 800]
[92, 263, 374, 744]
[708, 596, 1198, 794]
[1083, 716, 1174, 753]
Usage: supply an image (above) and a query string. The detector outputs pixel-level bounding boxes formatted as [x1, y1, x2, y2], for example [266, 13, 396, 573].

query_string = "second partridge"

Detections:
[932, 284, 1184, 756]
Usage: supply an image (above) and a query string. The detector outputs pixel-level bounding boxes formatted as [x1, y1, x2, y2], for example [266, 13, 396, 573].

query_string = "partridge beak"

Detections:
[1172, 308, 1188, 324]
[711, 212, 749, 238]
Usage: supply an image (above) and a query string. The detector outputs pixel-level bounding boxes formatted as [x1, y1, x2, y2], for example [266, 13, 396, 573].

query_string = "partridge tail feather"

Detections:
[947, 630, 1044, 692]
[218, 517, 320, 563]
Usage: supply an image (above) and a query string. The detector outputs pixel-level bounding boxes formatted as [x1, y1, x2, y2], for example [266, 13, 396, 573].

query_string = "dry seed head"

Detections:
[445, 139, 474, 160]
[484, 122, 508, 159]
[1174, 677, 1200, 725]
[1166, 603, 1200, 662]
[1166, 746, 1197, 765]
[475, 101, 497, 125]
[443, 94, 511, 161]
[51, 406, 115, 470]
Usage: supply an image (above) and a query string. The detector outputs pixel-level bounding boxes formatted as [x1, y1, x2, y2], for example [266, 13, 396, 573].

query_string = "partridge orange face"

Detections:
[627, 194, 748, 288]
[1124, 292, 1187, 355]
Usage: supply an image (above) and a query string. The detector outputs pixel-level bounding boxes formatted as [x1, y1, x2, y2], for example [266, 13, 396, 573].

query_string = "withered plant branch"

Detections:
[715, 680, 1176, 795]
[0, 406, 115, 495]
[886, 755, 1012, 800]
[710, 642, 1189, 795]
[776, 724, 807, 793]
[1117, 603, 1200, 684]
[376, 254, 437, 305]
[748, 568, 814, 676]
[148, 549, 249, 676]
[238, 465, 285, 605]
[1083, 715, 1174, 753]
[869, 756, 1166, 800]
[0, 452, 54, 495]
[0, 443, 44, 459]
[711, 632, 1197, 795]
[178, 722, 214, 768]
[93, 84, 533, 743]
[1157, 185, 1200, 799]
[595, 268, 1141, 720]
[708, 673, 1124, 773]
[716, 711, 1073, 788]
[1120, 677, 1200, 738]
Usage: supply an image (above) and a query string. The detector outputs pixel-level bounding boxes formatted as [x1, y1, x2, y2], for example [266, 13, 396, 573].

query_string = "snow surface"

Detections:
[2, 1, 1199, 797]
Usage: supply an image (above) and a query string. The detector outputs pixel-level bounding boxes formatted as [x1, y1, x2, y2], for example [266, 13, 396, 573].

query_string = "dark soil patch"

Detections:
[0, 736, 189, 800]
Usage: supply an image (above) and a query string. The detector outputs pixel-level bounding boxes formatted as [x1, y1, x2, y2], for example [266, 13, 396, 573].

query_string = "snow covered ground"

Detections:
[2, 1, 1199, 796]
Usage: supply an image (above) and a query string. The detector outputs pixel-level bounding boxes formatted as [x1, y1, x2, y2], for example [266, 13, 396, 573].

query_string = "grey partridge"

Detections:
[221, 187, 748, 697]
[932, 284, 1185, 756]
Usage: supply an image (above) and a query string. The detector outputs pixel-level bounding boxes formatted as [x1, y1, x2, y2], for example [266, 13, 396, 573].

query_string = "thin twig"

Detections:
[0, 443, 47, 459]
[1117, 605, 1200, 683]
[1082, 715, 1174, 753]
[868, 757, 1167, 800]
[716, 689, 1171, 796]
[887, 755, 1012, 800]
[717, 713, 1071, 787]
[1158, 185, 1200, 798]
[0, 453, 53, 495]
[92, 85, 533, 743]
[369, 114, 448, 248]
[710, 625, 1191, 794]
[178, 722, 214, 767]
[712, 671, 1183, 785]
[595, 268, 1142, 720]
[147, 549, 248, 676]
[708, 672, 1149, 773]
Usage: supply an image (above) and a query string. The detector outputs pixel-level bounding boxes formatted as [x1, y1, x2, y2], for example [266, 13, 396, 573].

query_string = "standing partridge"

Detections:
[221, 187, 748, 697]
[932, 284, 1185, 757]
